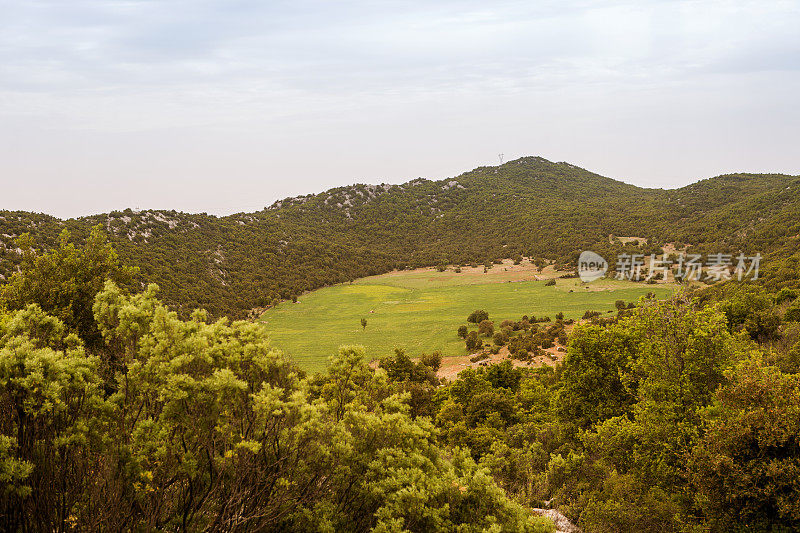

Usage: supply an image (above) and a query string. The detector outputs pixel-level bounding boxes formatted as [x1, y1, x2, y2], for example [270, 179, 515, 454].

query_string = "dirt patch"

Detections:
[436, 343, 567, 381]
[533, 509, 581, 533]
[610, 235, 648, 245]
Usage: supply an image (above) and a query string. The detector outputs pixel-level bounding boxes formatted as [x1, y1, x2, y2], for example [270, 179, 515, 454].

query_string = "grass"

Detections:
[260, 263, 677, 373]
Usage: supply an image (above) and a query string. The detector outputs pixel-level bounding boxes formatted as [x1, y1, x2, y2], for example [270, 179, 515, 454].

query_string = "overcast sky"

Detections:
[1, 0, 799, 218]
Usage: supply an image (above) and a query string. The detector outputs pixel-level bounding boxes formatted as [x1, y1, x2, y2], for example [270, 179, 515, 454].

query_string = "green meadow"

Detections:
[261, 266, 676, 372]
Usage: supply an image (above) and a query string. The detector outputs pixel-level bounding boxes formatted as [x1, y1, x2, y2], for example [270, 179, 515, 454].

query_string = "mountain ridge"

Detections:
[2, 156, 799, 317]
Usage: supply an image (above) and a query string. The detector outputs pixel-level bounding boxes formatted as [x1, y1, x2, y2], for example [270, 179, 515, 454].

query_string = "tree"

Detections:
[493, 331, 507, 346]
[785, 303, 800, 322]
[478, 319, 495, 337]
[468, 310, 489, 323]
[379, 349, 441, 418]
[577, 297, 742, 530]
[689, 357, 800, 530]
[465, 331, 482, 351]
[557, 324, 637, 430]
[0, 226, 135, 349]
[457, 325, 468, 338]
[0, 305, 103, 530]
[718, 286, 782, 341]
[361, 317, 368, 329]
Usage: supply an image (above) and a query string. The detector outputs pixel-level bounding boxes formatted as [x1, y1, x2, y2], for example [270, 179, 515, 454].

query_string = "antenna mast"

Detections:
[498, 153, 504, 164]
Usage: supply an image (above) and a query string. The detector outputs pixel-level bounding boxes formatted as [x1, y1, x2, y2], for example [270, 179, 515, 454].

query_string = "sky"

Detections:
[1, 0, 799, 218]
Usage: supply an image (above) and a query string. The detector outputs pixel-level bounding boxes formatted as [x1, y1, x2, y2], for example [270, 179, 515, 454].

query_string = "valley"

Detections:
[261, 260, 676, 372]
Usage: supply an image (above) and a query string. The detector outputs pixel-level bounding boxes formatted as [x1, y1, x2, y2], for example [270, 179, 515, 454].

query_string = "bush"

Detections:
[786, 304, 800, 322]
[776, 288, 798, 304]
[470, 352, 489, 363]
[479, 320, 495, 337]
[468, 310, 489, 323]
[544, 279, 556, 286]
[465, 331, 482, 351]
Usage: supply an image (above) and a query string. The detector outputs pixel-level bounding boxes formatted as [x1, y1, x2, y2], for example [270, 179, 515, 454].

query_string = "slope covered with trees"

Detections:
[2, 156, 799, 318]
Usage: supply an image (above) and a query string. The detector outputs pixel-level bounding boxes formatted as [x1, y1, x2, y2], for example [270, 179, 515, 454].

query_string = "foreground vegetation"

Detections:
[0, 232, 552, 532]
[3, 222, 800, 531]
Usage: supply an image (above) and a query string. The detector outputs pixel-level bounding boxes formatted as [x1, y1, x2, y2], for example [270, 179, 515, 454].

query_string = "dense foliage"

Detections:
[0, 236, 553, 532]
[434, 290, 800, 531]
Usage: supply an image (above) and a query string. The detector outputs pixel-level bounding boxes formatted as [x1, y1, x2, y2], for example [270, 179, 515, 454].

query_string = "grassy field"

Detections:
[260, 263, 677, 373]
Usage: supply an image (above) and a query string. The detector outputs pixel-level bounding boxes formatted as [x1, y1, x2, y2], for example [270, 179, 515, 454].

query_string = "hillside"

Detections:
[1, 156, 799, 317]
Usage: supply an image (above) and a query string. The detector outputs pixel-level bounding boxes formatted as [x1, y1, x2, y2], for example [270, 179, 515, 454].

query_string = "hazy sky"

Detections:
[1, 0, 799, 218]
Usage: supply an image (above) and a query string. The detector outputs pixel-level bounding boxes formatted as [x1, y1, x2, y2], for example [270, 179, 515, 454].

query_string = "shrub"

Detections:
[478, 320, 495, 337]
[465, 331, 482, 351]
[493, 332, 507, 346]
[470, 352, 489, 363]
[776, 288, 798, 304]
[468, 310, 489, 323]
[785, 305, 800, 322]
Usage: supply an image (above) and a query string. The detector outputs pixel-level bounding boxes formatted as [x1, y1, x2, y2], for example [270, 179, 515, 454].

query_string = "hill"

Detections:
[1, 156, 798, 317]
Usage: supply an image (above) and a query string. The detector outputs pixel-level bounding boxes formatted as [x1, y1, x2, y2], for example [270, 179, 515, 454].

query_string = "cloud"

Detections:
[0, 0, 798, 217]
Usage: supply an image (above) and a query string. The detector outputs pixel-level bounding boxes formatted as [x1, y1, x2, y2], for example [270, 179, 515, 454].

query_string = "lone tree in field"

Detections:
[457, 325, 468, 338]
[361, 317, 367, 330]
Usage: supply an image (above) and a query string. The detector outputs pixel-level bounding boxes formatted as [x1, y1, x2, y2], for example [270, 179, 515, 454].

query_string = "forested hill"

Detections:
[2, 156, 799, 317]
